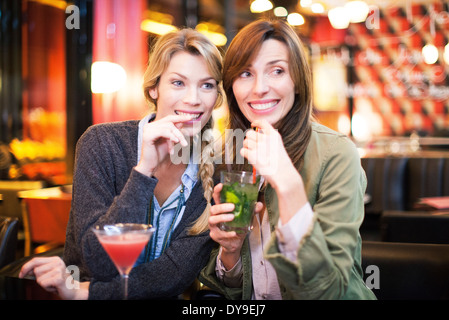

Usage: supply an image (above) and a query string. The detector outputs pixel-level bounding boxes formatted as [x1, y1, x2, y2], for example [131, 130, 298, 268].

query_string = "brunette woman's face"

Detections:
[232, 39, 295, 126]
[150, 51, 218, 136]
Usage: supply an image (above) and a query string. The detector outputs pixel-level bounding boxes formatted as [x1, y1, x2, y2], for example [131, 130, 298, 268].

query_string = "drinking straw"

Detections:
[225, 141, 232, 172]
[252, 127, 259, 183]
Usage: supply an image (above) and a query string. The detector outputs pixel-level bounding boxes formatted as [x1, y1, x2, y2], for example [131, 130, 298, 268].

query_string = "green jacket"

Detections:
[199, 122, 376, 300]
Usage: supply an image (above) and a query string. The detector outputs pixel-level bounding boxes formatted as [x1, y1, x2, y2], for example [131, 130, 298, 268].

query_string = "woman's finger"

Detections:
[212, 183, 223, 205]
[19, 257, 55, 278]
[243, 136, 257, 150]
[209, 213, 235, 225]
[254, 201, 264, 214]
[159, 114, 195, 124]
[251, 119, 274, 134]
[150, 124, 186, 148]
[170, 126, 188, 147]
[210, 203, 235, 216]
[245, 129, 258, 141]
[240, 146, 253, 164]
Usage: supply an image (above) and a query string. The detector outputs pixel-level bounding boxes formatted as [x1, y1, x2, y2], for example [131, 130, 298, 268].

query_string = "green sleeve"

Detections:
[265, 136, 368, 299]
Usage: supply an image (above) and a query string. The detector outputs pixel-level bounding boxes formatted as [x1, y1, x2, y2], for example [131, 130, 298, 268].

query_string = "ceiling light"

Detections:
[196, 23, 227, 47]
[311, 3, 325, 14]
[300, 0, 312, 7]
[328, 7, 350, 29]
[287, 13, 305, 26]
[345, 1, 370, 23]
[91, 62, 127, 94]
[274, 6, 288, 17]
[422, 44, 439, 64]
[140, 19, 177, 35]
[444, 43, 449, 65]
[250, 0, 273, 13]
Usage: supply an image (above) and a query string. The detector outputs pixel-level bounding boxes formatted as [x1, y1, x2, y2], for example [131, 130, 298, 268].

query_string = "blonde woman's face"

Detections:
[232, 39, 295, 126]
[150, 51, 218, 136]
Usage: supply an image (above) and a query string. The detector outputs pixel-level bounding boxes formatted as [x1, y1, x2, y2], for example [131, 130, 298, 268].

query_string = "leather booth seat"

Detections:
[381, 211, 449, 244]
[362, 241, 449, 300]
[360, 157, 449, 241]
[0, 217, 19, 269]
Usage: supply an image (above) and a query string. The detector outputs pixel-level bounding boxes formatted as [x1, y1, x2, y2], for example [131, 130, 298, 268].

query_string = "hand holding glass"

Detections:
[92, 223, 155, 300]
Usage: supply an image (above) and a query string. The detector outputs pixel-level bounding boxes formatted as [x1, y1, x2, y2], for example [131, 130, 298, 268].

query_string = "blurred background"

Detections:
[1, 0, 449, 184]
[3, 1, 449, 297]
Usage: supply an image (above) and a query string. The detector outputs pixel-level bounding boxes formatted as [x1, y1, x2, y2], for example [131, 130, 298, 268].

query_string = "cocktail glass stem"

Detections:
[92, 223, 155, 300]
[121, 274, 129, 300]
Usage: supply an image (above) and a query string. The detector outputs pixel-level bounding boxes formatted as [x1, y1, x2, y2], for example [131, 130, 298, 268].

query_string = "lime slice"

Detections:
[225, 191, 240, 204]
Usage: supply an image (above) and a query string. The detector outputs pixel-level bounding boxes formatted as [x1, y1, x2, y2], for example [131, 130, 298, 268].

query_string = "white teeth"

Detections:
[249, 101, 278, 110]
[175, 111, 201, 119]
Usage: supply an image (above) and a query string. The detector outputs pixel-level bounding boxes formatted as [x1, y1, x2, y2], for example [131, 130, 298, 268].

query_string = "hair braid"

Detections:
[188, 127, 215, 235]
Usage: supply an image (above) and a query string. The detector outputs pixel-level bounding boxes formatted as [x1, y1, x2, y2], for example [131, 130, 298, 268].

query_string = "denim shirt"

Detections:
[135, 113, 199, 264]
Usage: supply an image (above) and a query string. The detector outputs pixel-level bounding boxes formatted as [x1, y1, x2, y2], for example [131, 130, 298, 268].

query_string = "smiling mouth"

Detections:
[175, 110, 203, 120]
[249, 101, 278, 110]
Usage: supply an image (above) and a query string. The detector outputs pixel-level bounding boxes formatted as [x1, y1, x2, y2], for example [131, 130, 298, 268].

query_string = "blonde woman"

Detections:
[20, 28, 222, 300]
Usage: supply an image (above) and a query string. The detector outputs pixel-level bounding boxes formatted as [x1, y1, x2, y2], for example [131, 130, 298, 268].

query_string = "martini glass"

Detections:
[92, 223, 155, 300]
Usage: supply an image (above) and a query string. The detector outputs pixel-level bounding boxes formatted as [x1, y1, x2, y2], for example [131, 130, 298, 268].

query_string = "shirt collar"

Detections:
[182, 157, 199, 195]
[137, 113, 156, 165]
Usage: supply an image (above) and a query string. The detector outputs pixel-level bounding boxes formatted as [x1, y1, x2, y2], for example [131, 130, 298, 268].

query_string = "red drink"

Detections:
[99, 234, 149, 274]
[92, 223, 155, 299]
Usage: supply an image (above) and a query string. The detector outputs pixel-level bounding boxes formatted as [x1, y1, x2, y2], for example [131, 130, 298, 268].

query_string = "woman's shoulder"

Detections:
[75, 120, 140, 160]
[311, 121, 345, 137]
[307, 121, 359, 162]
[310, 122, 355, 148]
[85, 120, 140, 134]
[79, 120, 140, 143]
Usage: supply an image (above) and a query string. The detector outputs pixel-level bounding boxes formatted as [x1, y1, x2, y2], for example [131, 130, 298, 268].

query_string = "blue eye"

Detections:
[172, 80, 183, 87]
[202, 82, 216, 89]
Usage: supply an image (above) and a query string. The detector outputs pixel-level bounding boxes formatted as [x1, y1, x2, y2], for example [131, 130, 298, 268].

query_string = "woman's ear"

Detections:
[149, 87, 158, 100]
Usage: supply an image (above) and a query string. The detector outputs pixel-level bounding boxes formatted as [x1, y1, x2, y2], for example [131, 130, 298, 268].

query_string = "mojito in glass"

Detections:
[220, 171, 260, 233]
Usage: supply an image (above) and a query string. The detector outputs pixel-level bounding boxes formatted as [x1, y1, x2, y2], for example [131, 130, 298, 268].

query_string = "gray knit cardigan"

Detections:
[63, 120, 215, 299]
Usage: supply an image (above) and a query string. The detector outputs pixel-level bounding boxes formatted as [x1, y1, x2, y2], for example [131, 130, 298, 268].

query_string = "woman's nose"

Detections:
[252, 75, 269, 96]
[182, 86, 200, 105]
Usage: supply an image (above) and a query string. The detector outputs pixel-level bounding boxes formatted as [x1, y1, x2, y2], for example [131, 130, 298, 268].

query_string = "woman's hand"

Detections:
[19, 257, 89, 300]
[135, 114, 194, 177]
[209, 183, 263, 270]
[240, 119, 295, 189]
[240, 119, 308, 224]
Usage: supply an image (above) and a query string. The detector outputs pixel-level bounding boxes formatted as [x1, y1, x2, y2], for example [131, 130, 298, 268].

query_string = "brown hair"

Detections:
[223, 19, 313, 171]
[142, 28, 223, 235]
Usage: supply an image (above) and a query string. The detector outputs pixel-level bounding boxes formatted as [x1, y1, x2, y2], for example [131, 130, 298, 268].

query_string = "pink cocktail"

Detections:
[99, 234, 150, 274]
[92, 223, 155, 300]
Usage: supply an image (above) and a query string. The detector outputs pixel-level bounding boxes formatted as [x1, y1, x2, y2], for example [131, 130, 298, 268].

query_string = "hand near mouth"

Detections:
[135, 113, 195, 177]
[241, 119, 308, 225]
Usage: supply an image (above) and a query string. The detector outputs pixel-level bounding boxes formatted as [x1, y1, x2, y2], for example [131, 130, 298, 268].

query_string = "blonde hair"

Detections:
[142, 28, 223, 235]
